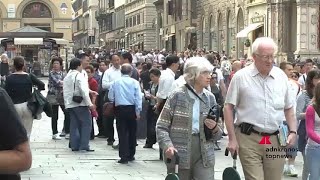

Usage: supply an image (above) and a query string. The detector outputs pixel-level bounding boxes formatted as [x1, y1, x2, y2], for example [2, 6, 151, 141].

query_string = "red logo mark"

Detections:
[259, 136, 272, 145]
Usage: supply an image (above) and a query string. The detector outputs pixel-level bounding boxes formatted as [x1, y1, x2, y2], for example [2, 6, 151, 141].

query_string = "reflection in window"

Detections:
[23, 3, 52, 18]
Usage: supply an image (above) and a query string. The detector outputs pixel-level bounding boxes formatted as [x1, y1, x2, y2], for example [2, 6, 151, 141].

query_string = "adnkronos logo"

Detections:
[259, 136, 298, 159]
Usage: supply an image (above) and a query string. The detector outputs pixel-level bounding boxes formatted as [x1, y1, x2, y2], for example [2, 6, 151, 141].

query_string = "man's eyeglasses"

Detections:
[255, 54, 276, 61]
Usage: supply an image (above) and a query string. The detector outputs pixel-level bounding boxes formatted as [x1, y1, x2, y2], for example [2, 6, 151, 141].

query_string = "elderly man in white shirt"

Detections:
[101, 54, 122, 146]
[63, 58, 94, 152]
[224, 37, 297, 180]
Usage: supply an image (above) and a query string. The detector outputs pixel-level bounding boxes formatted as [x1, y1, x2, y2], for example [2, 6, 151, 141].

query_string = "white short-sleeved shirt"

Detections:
[213, 67, 224, 85]
[157, 68, 176, 99]
[225, 63, 294, 133]
[298, 73, 307, 87]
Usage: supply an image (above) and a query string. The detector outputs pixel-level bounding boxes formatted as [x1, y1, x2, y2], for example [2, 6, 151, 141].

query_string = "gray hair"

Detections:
[183, 57, 213, 85]
[121, 63, 132, 75]
[251, 37, 278, 55]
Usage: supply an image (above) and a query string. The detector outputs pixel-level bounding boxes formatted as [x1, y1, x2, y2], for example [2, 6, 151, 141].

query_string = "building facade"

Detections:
[154, 0, 197, 52]
[124, 0, 157, 51]
[72, 0, 99, 49]
[99, 0, 126, 50]
[197, 0, 320, 61]
[0, 0, 72, 40]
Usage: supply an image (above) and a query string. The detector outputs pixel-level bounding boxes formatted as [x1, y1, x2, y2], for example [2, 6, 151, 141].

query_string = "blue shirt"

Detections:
[108, 75, 143, 114]
[186, 87, 206, 134]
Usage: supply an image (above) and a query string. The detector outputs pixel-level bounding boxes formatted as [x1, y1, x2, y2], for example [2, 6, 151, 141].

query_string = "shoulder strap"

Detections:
[184, 83, 206, 104]
[74, 73, 79, 91]
[303, 74, 306, 82]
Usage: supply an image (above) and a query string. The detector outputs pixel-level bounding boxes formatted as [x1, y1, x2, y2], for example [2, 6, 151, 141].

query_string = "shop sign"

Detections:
[251, 15, 265, 23]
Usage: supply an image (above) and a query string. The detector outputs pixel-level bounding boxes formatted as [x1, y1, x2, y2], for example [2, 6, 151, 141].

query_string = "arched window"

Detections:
[209, 15, 214, 50]
[217, 13, 223, 52]
[22, 3, 52, 18]
[237, 8, 245, 58]
[201, 17, 206, 49]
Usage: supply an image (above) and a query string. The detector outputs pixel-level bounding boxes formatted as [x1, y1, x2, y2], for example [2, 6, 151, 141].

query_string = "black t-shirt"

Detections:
[5, 73, 45, 104]
[140, 71, 151, 90]
[0, 88, 28, 180]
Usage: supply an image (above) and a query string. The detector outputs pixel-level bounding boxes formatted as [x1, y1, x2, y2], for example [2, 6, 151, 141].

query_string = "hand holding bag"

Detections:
[72, 73, 83, 103]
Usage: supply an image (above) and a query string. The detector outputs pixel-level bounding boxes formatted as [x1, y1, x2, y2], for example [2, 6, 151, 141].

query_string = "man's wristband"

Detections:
[289, 131, 297, 134]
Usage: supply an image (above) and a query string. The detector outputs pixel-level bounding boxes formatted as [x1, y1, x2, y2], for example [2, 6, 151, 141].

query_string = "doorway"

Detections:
[253, 26, 264, 42]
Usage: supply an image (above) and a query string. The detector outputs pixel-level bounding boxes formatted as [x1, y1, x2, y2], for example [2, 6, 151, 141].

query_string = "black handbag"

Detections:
[72, 73, 83, 103]
[27, 88, 50, 118]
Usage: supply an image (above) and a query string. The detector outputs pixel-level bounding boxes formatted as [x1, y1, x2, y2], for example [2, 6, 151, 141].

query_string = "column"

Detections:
[269, 2, 291, 62]
[295, 0, 320, 58]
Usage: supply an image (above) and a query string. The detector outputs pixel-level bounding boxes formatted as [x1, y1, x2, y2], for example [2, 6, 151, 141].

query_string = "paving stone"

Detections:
[20, 78, 305, 180]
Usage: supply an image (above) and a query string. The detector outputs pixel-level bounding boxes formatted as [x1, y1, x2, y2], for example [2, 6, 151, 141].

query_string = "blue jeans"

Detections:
[305, 146, 320, 180]
[68, 106, 92, 150]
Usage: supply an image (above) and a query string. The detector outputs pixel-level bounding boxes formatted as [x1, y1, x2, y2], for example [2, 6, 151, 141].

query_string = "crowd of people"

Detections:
[1, 36, 320, 180]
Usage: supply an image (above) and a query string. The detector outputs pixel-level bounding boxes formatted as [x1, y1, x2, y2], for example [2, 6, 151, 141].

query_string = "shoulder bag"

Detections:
[72, 73, 83, 103]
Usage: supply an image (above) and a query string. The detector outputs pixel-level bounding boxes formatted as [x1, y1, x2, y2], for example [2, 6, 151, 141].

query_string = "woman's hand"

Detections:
[204, 119, 217, 129]
[165, 147, 177, 159]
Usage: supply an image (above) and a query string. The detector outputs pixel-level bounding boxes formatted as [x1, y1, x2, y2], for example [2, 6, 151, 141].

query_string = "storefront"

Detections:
[236, 4, 266, 56]
[0, 26, 69, 76]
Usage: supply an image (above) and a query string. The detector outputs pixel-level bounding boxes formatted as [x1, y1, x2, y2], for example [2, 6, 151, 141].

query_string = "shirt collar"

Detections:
[250, 63, 275, 79]
[166, 68, 175, 77]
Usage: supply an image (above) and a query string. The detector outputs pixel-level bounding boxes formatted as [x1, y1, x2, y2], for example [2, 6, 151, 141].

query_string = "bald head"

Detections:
[121, 63, 132, 75]
[232, 61, 242, 72]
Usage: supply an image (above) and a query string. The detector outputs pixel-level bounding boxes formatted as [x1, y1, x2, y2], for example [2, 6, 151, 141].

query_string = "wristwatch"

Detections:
[289, 131, 297, 134]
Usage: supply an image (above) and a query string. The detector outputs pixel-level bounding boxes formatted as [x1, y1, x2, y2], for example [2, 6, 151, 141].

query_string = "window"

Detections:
[133, 16, 136, 26]
[129, 17, 132, 27]
[22, 2, 52, 18]
[126, 19, 129, 27]
[137, 14, 140, 25]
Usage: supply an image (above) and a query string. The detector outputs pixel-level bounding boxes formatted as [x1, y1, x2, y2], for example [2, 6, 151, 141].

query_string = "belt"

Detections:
[251, 129, 279, 136]
[192, 133, 200, 136]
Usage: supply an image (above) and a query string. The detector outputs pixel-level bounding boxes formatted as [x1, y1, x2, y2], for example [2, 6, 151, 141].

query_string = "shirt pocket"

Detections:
[272, 88, 285, 110]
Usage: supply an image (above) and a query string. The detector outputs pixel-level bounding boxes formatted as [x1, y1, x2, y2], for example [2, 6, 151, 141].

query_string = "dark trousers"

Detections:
[96, 93, 106, 136]
[103, 115, 116, 143]
[146, 105, 158, 145]
[115, 105, 137, 160]
[96, 109, 105, 136]
[91, 117, 95, 139]
[51, 104, 70, 135]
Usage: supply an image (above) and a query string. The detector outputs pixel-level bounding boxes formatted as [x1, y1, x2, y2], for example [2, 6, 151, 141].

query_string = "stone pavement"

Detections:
[20, 79, 304, 180]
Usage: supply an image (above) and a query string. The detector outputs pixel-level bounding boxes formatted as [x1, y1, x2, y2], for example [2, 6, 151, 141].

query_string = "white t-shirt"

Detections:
[298, 73, 307, 88]
[213, 67, 224, 85]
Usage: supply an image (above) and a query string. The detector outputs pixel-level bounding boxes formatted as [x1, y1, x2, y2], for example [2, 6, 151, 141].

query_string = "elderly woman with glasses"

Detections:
[156, 57, 222, 180]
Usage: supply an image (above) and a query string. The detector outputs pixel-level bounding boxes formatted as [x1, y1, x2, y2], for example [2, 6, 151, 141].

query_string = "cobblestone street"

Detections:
[18, 79, 303, 180]
[21, 105, 304, 180]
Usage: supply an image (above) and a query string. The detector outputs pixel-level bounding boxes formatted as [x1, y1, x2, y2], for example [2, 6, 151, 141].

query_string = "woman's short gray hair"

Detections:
[183, 57, 213, 85]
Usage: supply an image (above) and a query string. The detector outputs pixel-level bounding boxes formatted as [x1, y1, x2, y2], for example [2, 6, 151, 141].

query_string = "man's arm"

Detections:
[285, 107, 297, 131]
[224, 104, 236, 140]
[0, 88, 32, 174]
[0, 142, 32, 174]
[102, 71, 111, 90]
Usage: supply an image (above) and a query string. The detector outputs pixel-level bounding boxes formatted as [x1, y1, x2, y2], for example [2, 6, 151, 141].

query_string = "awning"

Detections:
[0, 38, 8, 43]
[14, 38, 43, 45]
[236, 23, 264, 38]
[49, 38, 69, 45]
